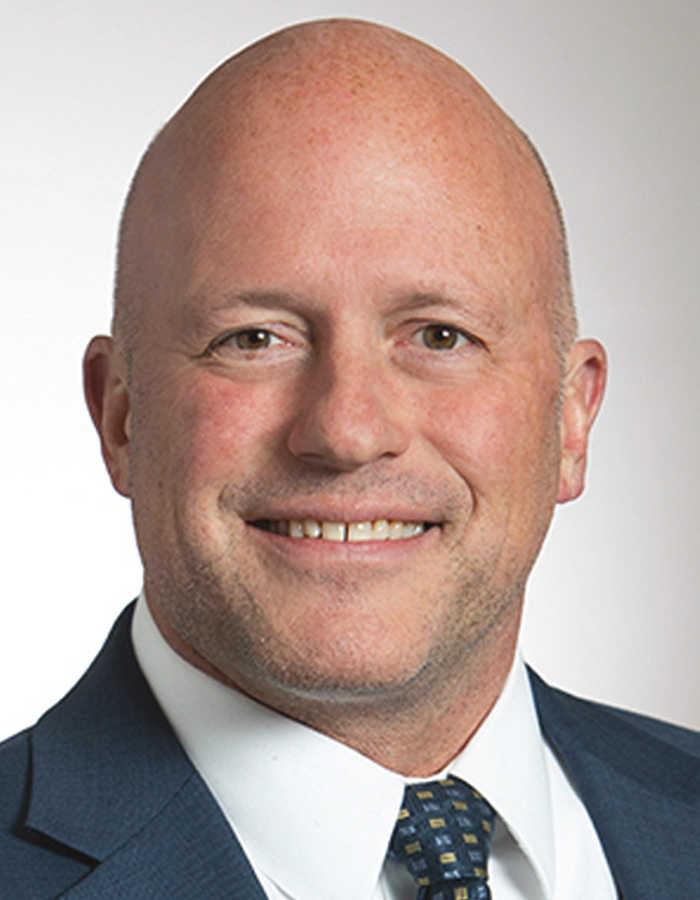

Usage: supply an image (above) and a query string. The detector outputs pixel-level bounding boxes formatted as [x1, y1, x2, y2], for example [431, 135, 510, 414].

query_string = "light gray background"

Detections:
[2, 0, 698, 741]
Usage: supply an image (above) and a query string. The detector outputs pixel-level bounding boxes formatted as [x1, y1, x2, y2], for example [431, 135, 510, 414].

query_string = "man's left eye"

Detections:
[419, 324, 471, 351]
[231, 328, 278, 350]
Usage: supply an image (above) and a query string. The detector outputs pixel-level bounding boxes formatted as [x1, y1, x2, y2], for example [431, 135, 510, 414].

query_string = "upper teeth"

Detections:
[263, 519, 427, 542]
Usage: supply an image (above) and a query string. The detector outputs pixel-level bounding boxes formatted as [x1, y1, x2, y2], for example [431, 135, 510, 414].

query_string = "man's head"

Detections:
[84, 20, 605, 772]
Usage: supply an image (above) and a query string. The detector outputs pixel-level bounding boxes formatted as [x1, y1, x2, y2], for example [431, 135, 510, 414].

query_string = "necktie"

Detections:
[388, 776, 495, 900]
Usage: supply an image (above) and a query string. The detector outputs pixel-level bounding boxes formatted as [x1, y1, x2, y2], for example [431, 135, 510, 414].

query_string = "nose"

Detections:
[286, 354, 411, 471]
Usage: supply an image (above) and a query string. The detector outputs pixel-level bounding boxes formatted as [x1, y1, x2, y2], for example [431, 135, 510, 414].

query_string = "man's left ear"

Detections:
[557, 338, 607, 504]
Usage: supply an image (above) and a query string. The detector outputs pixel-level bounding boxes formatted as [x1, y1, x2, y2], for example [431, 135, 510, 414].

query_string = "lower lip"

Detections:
[247, 522, 441, 565]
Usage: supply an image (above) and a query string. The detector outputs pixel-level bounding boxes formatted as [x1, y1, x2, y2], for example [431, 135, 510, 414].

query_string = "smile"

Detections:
[251, 518, 433, 542]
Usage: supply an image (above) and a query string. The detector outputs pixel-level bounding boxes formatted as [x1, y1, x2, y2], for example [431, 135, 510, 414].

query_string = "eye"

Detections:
[206, 327, 285, 357]
[419, 324, 472, 351]
[230, 328, 278, 351]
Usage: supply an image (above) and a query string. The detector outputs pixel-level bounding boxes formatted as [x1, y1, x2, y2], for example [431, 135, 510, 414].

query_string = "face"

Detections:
[86, 69, 605, 719]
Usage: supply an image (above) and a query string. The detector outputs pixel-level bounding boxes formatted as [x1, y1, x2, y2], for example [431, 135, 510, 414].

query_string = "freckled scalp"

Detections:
[113, 19, 576, 364]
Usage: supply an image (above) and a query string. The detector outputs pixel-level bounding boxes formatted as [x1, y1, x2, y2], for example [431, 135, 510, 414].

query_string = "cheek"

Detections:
[131, 374, 299, 557]
[163, 376, 297, 487]
[421, 378, 561, 494]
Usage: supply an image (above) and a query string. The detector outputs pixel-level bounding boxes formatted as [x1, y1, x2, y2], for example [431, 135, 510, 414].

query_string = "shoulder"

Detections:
[0, 603, 184, 898]
[528, 668, 700, 895]
[0, 726, 94, 899]
[529, 666, 700, 758]
[0, 727, 31, 831]
[589, 698, 700, 756]
[0, 606, 266, 900]
[529, 666, 700, 817]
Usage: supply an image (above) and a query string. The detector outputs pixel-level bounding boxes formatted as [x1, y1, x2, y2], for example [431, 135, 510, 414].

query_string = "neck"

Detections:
[276, 632, 518, 776]
[150, 599, 520, 777]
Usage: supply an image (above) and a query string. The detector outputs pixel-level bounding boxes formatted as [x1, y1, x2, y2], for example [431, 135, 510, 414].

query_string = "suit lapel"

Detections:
[22, 605, 267, 900]
[52, 774, 267, 900]
[530, 670, 700, 900]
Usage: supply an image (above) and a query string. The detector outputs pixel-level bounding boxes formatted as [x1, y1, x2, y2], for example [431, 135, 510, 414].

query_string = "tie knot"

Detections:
[389, 777, 495, 900]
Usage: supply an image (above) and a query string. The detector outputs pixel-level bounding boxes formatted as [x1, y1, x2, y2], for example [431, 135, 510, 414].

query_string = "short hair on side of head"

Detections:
[517, 128, 579, 359]
[112, 128, 165, 368]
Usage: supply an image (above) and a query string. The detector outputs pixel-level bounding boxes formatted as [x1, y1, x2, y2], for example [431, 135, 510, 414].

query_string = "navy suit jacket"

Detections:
[2, 604, 700, 899]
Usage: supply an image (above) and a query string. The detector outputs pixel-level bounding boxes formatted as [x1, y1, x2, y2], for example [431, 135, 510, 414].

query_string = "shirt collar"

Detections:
[132, 594, 553, 900]
[449, 653, 554, 898]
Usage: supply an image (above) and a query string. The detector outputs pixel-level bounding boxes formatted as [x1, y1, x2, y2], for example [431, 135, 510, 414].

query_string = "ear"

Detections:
[83, 336, 131, 497]
[557, 339, 607, 504]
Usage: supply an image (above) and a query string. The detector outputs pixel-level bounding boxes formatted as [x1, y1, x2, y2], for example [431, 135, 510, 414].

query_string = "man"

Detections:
[1, 18, 698, 900]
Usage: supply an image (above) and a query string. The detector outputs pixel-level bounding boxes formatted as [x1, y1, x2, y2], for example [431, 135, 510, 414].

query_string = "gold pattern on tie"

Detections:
[388, 777, 495, 900]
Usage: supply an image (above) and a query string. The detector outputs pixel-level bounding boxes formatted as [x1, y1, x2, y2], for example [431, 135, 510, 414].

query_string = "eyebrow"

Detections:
[385, 290, 510, 338]
[184, 290, 306, 334]
[215, 290, 302, 310]
[214, 288, 493, 313]
[191, 285, 509, 338]
[391, 291, 477, 312]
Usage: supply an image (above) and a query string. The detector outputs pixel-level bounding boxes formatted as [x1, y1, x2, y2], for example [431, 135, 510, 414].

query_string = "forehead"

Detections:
[127, 37, 560, 336]
[158, 30, 548, 217]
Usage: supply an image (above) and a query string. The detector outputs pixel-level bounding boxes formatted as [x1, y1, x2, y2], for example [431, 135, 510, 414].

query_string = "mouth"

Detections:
[249, 518, 437, 543]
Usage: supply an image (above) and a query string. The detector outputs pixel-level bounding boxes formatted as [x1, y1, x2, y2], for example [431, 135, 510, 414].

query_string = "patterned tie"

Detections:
[388, 776, 495, 900]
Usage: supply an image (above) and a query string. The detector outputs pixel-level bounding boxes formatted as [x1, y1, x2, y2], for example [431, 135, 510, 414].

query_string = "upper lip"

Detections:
[244, 504, 441, 524]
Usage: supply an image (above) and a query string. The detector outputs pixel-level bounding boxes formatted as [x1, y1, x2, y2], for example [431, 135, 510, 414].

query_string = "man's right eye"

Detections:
[207, 328, 285, 355]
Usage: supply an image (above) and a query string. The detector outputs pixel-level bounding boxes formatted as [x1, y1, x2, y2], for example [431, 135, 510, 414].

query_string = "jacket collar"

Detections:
[23, 604, 267, 900]
[530, 668, 700, 900]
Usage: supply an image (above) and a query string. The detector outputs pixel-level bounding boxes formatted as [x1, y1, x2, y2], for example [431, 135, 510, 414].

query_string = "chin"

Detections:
[236, 622, 445, 714]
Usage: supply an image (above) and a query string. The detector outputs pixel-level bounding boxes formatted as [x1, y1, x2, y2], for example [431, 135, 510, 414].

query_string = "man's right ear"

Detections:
[83, 336, 131, 497]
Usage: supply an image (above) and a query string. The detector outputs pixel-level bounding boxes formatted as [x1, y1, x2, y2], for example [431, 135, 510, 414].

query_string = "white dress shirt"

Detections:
[131, 595, 617, 900]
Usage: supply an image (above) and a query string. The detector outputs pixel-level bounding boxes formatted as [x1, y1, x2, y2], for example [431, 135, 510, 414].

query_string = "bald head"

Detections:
[113, 19, 576, 361]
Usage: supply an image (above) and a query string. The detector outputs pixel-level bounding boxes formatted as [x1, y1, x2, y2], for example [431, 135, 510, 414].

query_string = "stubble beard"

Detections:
[142, 512, 532, 734]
